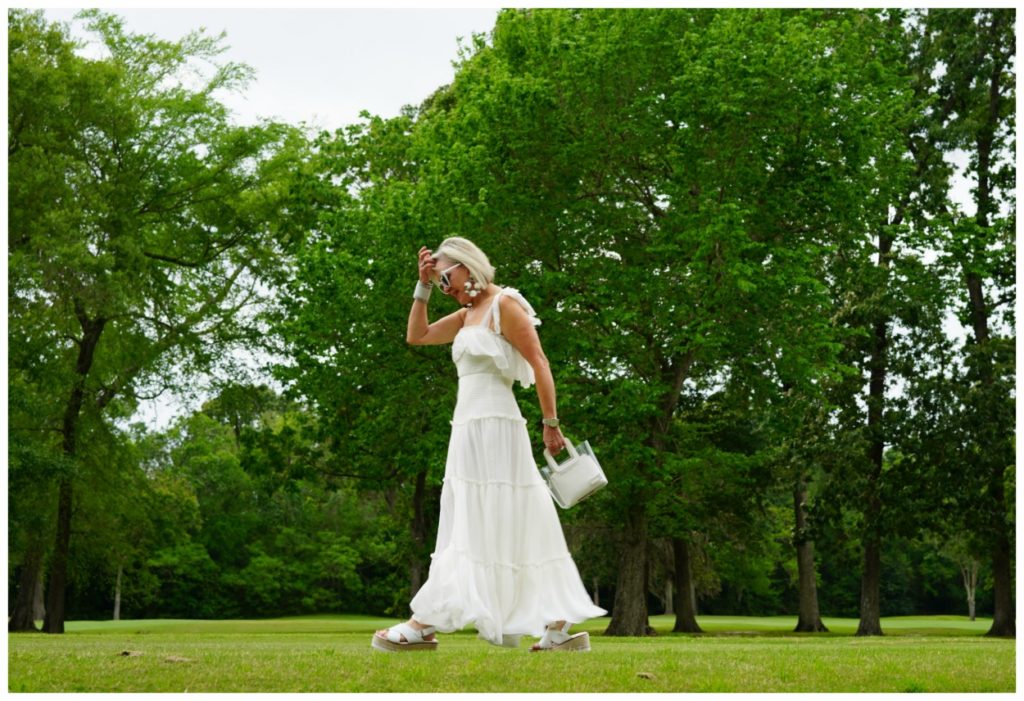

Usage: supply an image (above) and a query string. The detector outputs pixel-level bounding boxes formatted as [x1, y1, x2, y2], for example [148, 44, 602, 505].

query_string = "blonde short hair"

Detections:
[434, 237, 496, 286]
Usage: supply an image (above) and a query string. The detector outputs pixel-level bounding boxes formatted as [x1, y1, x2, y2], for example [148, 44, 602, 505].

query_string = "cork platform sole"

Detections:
[529, 631, 591, 652]
[371, 634, 438, 652]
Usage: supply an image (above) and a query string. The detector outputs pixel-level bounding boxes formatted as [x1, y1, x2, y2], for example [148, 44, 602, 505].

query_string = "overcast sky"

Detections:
[42, 7, 501, 131]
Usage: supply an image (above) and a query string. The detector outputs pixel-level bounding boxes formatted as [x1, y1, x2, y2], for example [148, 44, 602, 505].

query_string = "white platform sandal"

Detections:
[529, 621, 590, 652]
[371, 622, 439, 652]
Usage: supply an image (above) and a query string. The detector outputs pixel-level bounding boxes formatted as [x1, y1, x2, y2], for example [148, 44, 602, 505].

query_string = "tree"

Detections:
[932, 533, 984, 621]
[917, 8, 1016, 638]
[7, 430, 59, 631]
[761, 385, 832, 632]
[201, 382, 283, 450]
[655, 391, 776, 632]
[799, 8, 971, 637]
[8, 9, 306, 632]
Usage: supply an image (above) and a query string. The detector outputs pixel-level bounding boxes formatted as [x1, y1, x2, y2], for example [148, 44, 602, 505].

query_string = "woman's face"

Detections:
[433, 256, 471, 306]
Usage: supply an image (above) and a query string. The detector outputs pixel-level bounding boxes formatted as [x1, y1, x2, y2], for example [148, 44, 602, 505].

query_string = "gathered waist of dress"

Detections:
[452, 371, 522, 424]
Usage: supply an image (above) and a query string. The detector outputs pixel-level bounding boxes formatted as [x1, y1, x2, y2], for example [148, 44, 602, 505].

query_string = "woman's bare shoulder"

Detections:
[497, 291, 525, 314]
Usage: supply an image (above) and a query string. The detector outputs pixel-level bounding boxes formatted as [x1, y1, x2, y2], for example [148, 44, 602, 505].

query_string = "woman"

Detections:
[372, 237, 606, 653]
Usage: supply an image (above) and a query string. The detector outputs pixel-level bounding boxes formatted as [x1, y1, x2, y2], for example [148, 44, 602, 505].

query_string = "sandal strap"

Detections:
[537, 622, 572, 648]
[386, 622, 434, 644]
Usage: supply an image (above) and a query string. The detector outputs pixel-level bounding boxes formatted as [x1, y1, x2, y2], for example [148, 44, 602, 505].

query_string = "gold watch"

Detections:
[542, 417, 560, 428]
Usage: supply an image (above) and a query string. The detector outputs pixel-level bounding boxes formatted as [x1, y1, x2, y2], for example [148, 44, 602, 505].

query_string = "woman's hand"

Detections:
[543, 425, 566, 455]
[418, 246, 436, 285]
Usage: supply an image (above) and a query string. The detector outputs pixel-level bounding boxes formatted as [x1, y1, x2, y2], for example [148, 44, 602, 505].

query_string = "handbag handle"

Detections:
[543, 437, 579, 473]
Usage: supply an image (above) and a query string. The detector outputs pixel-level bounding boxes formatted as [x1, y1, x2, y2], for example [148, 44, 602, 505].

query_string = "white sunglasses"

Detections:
[435, 262, 462, 289]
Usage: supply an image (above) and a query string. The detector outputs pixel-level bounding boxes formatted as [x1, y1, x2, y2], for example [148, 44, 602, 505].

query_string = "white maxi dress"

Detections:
[409, 287, 606, 645]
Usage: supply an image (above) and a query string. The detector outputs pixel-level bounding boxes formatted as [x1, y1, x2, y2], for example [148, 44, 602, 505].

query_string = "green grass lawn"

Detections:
[7, 614, 1014, 693]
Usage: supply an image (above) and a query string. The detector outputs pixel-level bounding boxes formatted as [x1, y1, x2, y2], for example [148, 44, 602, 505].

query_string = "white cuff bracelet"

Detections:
[413, 281, 433, 303]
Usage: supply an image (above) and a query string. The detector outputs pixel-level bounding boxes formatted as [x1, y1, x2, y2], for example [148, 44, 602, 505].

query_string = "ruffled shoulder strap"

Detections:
[489, 287, 541, 336]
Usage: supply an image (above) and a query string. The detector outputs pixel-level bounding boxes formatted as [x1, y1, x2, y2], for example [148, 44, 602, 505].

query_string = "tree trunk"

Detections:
[8, 539, 44, 632]
[604, 500, 649, 636]
[44, 305, 105, 635]
[856, 535, 884, 636]
[986, 526, 1014, 636]
[671, 536, 702, 633]
[967, 245, 1014, 639]
[592, 577, 599, 608]
[643, 546, 652, 628]
[969, 266, 1015, 637]
[856, 229, 891, 638]
[113, 562, 123, 621]
[409, 469, 428, 603]
[604, 353, 691, 637]
[793, 480, 828, 632]
[43, 479, 73, 634]
[664, 577, 674, 616]
[33, 562, 46, 623]
[959, 559, 978, 621]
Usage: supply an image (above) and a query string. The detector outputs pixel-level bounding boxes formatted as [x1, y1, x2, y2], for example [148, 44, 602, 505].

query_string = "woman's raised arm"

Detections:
[407, 246, 466, 345]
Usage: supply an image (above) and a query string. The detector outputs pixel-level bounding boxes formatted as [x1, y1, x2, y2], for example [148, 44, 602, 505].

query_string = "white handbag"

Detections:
[541, 438, 608, 509]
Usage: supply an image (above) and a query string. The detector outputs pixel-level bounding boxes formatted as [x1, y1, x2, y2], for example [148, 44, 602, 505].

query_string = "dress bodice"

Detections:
[451, 287, 541, 388]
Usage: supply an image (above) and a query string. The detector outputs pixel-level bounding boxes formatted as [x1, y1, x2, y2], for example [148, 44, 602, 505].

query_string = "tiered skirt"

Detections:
[409, 372, 606, 644]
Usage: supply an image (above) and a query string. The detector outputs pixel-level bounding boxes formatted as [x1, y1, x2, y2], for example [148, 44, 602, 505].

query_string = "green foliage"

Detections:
[144, 542, 222, 617]
[91, 389, 414, 620]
